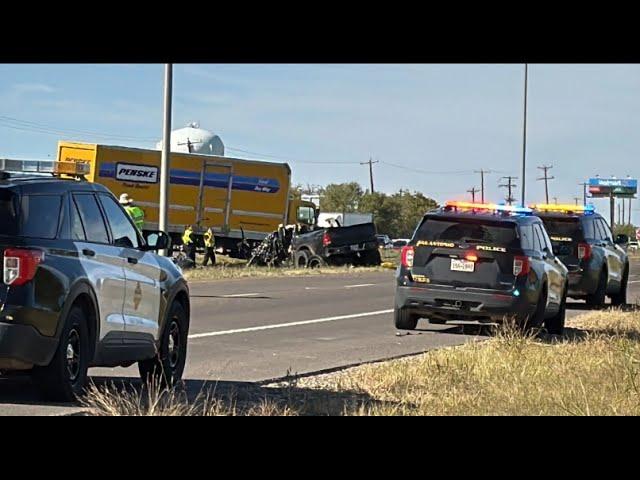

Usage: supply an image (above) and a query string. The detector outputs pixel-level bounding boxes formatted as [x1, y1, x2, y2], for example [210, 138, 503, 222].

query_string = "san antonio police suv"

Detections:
[395, 201, 569, 334]
[0, 159, 190, 401]
[531, 203, 629, 308]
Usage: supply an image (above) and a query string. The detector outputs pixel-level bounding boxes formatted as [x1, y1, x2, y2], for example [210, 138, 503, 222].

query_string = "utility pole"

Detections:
[360, 157, 379, 194]
[574, 197, 580, 206]
[629, 198, 633, 225]
[618, 201, 622, 226]
[159, 64, 173, 256]
[623, 197, 626, 225]
[537, 165, 554, 204]
[521, 63, 529, 206]
[499, 176, 518, 205]
[553, 196, 559, 205]
[610, 192, 615, 230]
[467, 187, 479, 203]
[474, 169, 491, 203]
[579, 182, 589, 206]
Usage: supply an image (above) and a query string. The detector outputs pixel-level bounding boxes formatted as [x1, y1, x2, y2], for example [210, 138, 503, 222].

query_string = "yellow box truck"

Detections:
[56, 141, 317, 256]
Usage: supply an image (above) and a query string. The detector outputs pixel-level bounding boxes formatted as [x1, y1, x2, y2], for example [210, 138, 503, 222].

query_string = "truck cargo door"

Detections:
[196, 161, 233, 231]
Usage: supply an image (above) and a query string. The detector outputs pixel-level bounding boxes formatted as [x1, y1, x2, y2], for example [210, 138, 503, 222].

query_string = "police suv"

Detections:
[395, 201, 569, 334]
[0, 160, 190, 401]
[532, 204, 629, 307]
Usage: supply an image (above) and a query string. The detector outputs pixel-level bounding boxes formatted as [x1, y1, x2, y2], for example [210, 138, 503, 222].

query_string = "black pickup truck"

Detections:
[291, 222, 381, 268]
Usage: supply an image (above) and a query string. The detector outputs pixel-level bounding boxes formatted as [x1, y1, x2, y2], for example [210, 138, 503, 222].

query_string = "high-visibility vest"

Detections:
[182, 227, 194, 245]
[125, 205, 145, 230]
[204, 229, 215, 248]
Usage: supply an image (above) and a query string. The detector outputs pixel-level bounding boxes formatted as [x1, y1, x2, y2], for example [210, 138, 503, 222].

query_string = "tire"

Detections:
[294, 250, 310, 269]
[362, 249, 382, 267]
[32, 305, 90, 402]
[394, 306, 419, 330]
[610, 265, 629, 307]
[586, 269, 608, 309]
[308, 255, 325, 269]
[520, 286, 547, 332]
[139, 302, 188, 388]
[545, 284, 567, 335]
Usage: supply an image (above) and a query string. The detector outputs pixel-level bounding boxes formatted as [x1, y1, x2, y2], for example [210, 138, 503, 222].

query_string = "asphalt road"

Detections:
[2, 262, 640, 415]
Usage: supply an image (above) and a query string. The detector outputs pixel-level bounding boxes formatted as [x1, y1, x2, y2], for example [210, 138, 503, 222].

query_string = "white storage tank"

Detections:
[156, 122, 225, 155]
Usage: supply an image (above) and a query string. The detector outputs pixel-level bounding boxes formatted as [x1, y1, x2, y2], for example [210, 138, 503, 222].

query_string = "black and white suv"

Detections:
[533, 204, 629, 307]
[395, 202, 569, 334]
[0, 171, 190, 401]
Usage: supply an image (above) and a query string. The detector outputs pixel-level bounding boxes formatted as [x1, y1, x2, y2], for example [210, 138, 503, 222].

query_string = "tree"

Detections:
[321, 182, 363, 213]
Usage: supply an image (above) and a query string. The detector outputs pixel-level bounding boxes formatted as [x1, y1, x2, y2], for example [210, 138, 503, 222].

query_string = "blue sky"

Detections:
[0, 64, 638, 221]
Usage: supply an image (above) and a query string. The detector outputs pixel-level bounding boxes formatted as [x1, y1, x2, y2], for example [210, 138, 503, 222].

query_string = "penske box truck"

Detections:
[56, 141, 317, 256]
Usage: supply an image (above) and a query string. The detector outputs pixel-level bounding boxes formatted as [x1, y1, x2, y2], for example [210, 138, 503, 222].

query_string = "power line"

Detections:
[474, 169, 492, 203]
[499, 176, 518, 205]
[537, 165, 554, 204]
[360, 157, 379, 193]
[467, 186, 479, 203]
[380, 161, 474, 176]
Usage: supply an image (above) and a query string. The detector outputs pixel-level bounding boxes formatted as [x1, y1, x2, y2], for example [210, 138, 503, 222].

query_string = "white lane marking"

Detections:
[344, 283, 376, 289]
[221, 293, 262, 298]
[188, 309, 394, 339]
[629, 281, 640, 284]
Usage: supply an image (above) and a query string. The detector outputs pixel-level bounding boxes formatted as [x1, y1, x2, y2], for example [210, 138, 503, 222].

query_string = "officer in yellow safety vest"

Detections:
[182, 225, 196, 264]
[202, 227, 216, 266]
[119, 193, 145, 231]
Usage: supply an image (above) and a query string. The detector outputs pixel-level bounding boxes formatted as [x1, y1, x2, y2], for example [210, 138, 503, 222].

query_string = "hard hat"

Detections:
[119, 193, 133, 205]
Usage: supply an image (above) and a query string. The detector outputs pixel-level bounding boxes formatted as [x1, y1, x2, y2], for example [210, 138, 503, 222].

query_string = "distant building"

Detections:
[156, 122, 224, 155]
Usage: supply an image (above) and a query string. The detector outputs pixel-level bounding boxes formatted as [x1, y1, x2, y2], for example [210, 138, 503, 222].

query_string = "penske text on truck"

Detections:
[57, 141, 316, 256]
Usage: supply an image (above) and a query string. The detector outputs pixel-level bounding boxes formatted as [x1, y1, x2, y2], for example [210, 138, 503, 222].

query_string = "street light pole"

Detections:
[159, 64, 173, 255]
[521, 64, 528, 207]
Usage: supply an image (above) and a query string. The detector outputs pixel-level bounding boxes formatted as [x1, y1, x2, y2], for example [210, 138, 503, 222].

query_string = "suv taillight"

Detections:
[322, 232, 332, 247]
[578, 242, 592, 261]
[3, 248, 44, 286]
[513, 255, 530, 277]
[401, 246, 414, 268]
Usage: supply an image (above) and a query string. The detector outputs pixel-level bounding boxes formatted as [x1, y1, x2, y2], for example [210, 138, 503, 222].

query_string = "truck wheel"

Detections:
[362, 249, 382, 266]
[308, 255, 325, 269]
[394, 306, 419, 330]
[139, 302, 188, 388]
[32, 305, 90, 402]
[611, 265, 629, 307]
[294, 250, 310, 269]
[545, 284, 567, 335]
[586, 269, 608, 309]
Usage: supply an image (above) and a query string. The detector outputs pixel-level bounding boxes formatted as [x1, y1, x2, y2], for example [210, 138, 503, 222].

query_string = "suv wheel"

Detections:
[394, 306, 418, 330]
[610, 265, 629, 307]
[520, 286, 546, 332]
[545, 284, 567, 335]
[32, 305, 90, 402]
[139, 302, 188, 388]
[586, 269, 608, 309]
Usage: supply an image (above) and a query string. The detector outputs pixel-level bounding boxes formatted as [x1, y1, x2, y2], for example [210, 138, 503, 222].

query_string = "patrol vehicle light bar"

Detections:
[0, 158, 90, 177]
[444, 201, 532, 215]
[530, 204, 596, 215]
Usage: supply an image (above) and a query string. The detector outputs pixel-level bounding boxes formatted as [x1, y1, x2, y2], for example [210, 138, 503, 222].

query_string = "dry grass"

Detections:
[182, 253, 389, 281]
[295, 309, 640, 415]
[79, 309, 640, 416]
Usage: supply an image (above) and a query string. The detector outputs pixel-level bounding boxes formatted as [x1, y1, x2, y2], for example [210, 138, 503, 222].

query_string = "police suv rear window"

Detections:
[539, 217, 581, 242]
[415, 217, 519, 248]
[0, 191, 61, 239]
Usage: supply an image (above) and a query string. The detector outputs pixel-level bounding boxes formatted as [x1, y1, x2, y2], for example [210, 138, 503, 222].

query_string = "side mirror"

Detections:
[615, 234, 629, 245]
[142, 230, 171, 251]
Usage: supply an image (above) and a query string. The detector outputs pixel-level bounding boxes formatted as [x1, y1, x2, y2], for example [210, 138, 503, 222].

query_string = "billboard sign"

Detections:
[588, 178, 637, 198]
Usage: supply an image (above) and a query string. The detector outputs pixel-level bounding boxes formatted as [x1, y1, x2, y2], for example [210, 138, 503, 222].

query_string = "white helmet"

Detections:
[119, 193, 133, 205]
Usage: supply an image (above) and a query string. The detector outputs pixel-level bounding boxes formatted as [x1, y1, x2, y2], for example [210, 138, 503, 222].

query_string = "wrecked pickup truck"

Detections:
[291, 222, 381, 268]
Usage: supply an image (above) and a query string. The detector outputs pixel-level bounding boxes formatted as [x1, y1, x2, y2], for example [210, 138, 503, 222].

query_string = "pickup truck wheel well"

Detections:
[173, 290, 191, 328]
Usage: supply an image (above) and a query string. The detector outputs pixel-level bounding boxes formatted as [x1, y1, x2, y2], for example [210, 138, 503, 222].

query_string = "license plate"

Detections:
[350, 244, 362, 251]
[451, 259, 475, 272]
